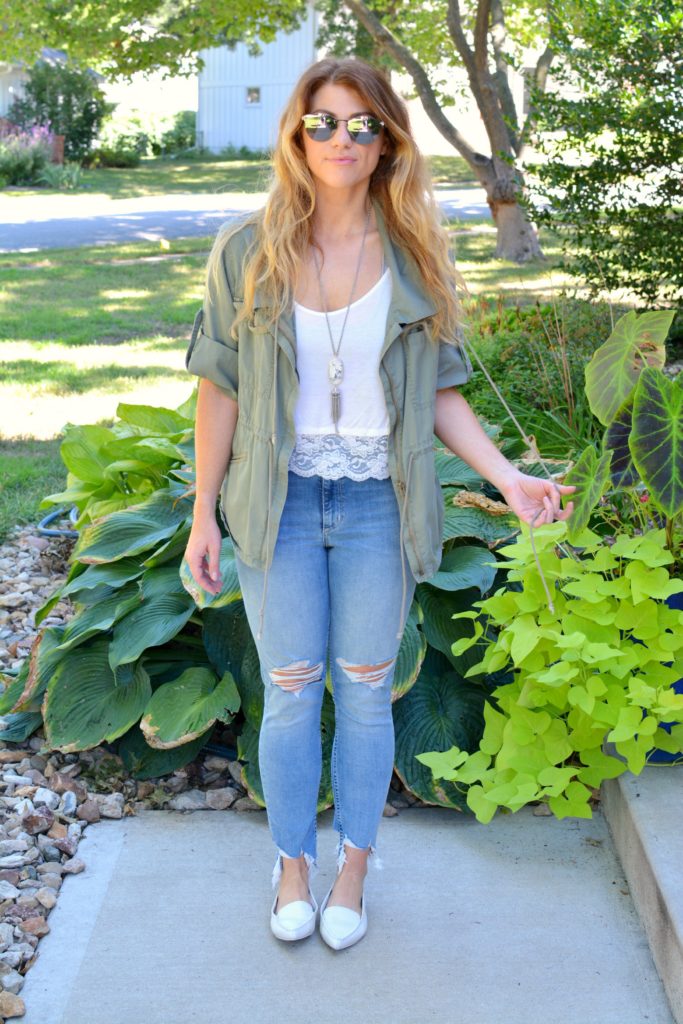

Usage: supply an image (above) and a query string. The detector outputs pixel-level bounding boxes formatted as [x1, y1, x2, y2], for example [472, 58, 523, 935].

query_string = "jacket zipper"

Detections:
[387, 330, 426, 578]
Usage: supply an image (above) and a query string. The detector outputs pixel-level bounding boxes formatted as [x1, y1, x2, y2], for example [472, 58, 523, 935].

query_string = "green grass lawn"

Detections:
[1, 153, 478, 201]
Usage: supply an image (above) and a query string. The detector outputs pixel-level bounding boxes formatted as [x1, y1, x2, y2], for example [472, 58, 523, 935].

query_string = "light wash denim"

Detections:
[234, 469, 417, 891]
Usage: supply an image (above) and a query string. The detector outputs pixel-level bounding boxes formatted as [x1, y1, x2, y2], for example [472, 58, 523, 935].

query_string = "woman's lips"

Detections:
[329, 158, 355, 163]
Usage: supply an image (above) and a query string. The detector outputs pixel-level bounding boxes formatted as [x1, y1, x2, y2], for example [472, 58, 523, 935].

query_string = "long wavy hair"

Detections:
[206, 56, 462, 344]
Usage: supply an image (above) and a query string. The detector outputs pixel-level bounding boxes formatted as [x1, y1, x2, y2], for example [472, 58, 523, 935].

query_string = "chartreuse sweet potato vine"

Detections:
[416, 520, 683, 823]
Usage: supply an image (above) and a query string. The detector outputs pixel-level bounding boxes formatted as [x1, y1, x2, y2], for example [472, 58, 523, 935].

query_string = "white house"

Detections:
[196, 6, 323, 151]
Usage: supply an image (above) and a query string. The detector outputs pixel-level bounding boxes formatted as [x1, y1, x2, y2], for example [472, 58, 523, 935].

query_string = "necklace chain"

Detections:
[311, 204, 372, 433]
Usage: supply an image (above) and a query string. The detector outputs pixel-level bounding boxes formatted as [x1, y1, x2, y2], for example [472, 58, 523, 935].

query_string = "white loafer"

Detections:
[319, 883, 368, 950]
[270, 886, 318, 942]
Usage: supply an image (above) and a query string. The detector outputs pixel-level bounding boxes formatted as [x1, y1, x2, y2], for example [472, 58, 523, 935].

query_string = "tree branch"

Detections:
[343, 0, 492, 178]
[490, 0, 520, 150]
[517, 39, 554, 159]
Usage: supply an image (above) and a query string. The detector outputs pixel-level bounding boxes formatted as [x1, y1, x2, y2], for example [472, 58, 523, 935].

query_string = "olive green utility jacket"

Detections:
[185, 197, 473, 640]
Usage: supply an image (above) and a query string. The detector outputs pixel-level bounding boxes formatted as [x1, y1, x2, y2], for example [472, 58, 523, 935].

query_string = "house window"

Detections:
[246, 87, 261, 105]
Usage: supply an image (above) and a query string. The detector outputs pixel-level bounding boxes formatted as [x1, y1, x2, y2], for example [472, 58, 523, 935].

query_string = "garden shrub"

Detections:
[458, 297, 621, 457]
[9, 58, 108, 162]
[0, 123, 52, 185]
[157, 110, 196, 154]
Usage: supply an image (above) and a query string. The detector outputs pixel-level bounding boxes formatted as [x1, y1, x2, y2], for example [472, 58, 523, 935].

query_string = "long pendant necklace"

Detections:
[312, 204, 372, 433]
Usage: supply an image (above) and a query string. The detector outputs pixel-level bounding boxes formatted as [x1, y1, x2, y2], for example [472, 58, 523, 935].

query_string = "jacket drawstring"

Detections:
[257, 319, 279, 641]
[396, 450, 414, 640]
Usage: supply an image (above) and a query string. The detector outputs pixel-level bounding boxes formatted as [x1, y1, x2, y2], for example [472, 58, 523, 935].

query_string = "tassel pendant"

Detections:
[331, 386, 341, 432]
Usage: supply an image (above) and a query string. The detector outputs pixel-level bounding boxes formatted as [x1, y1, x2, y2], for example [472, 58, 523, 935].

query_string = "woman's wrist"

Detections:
[193, 493, 219, 518]
[486, 462, 523, 496]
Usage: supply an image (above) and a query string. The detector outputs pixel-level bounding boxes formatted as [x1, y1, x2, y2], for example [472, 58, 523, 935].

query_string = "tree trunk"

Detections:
[489, 199, 543, 262]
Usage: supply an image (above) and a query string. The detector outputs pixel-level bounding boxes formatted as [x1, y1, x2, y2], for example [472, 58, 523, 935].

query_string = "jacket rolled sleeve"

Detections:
[185, 246, 239, 401]
[436, 326, 473, 390]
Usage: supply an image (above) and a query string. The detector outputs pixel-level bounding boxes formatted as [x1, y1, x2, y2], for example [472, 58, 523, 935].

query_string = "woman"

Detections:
[184, 55, 575, 951]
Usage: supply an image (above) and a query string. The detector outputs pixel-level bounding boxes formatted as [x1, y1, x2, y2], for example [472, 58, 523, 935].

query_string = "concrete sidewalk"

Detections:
[8, 803, 674, 1024]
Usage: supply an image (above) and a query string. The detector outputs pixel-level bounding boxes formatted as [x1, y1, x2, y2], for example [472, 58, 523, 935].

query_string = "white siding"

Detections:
[0, 66, 27, 118]
[197, 5, 322, 152]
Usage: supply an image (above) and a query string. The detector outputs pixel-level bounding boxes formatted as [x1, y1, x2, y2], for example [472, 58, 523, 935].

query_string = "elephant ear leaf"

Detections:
[564, 446, 612, 544]
[630, 367, 683, 519]
[604, 395, 639, 489]
[584, 310, 672, 426]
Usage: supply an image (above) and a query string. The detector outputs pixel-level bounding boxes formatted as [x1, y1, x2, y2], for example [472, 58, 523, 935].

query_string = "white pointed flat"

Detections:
[319, 883, 368, 950]
[270, 886, 318, 942]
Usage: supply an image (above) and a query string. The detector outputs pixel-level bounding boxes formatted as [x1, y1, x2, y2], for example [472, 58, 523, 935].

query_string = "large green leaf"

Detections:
[102, 434, 180, 468]
[0, 663, 30, 715]
[425, 544, 498, 593]
[234, 637, 265, 730]
[60, 558, 144, 599]
[202, 600, 255, 682]
[564, 445, 612, 543]
[584, 310, 672, 426]
[117, 723, 213, 781]
[630, 367, 683, 518]
[55, 583, 141, 653]
[116, 402, 194, 435]
[0, 627, 66, 713]
[391, 600, 428, 701]
[416, 584, 486, 675]
[434, 448, 485, 488]
[140, 527, 191, 568]
[108, 591, 195, 669]
[179, 537, 242, 608]
[0, 712, 44, 743]
[392, 647, 487, 810]
[43, 640, 152, 752]
[140, 667, 240, 748]
[72, 490, 192, 563]
[60, 423, 117, 483]
[603, 395, 639, 488]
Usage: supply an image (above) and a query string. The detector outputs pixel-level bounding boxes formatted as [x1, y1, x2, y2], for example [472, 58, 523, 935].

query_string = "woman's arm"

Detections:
[186, 379, 239, 594]
[434, 387, 575, 526]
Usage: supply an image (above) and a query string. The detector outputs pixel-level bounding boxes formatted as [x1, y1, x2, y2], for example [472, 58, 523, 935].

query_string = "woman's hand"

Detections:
[185, 514, 223, 595]
[497, 469, 576, 527]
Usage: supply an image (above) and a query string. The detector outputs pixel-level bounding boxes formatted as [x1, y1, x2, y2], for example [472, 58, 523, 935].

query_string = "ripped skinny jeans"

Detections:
[234, 469, 417, 891]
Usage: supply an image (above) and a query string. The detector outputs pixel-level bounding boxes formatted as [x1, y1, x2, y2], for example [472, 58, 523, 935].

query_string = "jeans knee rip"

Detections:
[336, 835, 384, 874]
[272, 849, 318, 890]
[336, 656, 396, 690]
[268, 659, 324, 698]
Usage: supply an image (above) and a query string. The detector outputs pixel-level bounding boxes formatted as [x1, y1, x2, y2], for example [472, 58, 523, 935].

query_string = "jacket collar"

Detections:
[254, 196, 437, 352]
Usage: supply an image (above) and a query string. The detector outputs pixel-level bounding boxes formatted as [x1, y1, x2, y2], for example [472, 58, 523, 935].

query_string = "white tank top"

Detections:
[288, 266, 392, 480]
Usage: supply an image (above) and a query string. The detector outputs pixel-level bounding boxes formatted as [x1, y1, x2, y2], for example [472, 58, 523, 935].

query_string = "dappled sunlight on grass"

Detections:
[0, 241, 205, 345]
[1, 359, 186, 395]
[0, 381, 196, 441]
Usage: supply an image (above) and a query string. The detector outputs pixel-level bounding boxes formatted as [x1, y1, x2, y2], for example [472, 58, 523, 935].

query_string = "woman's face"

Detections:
[300, 82, 388, 193]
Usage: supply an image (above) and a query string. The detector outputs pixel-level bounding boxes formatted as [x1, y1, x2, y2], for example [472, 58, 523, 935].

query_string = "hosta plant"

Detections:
[0, 393, 548, 813]
[416, 519, 683, 823]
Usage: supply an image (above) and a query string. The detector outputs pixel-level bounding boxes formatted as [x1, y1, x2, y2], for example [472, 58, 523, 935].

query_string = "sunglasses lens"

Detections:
[302, 114, 333, 140]
[347, 116, 382, 144]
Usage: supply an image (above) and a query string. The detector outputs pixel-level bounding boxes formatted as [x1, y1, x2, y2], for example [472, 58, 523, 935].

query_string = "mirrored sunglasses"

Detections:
[300, 112, 385, 145]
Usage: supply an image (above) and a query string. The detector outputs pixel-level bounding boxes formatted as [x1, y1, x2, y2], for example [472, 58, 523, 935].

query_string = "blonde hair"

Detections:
[207, 56, 462, 344]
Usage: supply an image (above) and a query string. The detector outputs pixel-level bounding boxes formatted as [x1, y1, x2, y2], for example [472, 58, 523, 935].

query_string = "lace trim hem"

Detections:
[288, 432, 390, 481]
